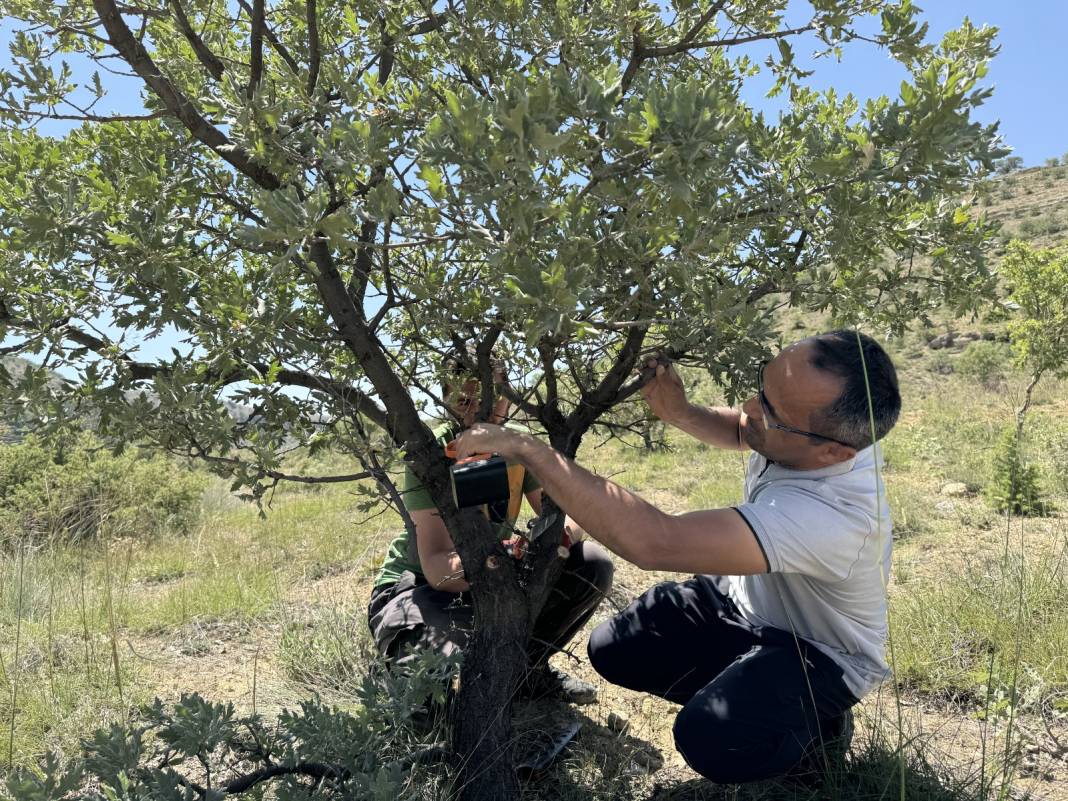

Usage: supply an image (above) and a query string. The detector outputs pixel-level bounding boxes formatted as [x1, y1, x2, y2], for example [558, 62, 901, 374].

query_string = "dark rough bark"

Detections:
[449, 510, 567, 801]
[450, 593, 529, 800]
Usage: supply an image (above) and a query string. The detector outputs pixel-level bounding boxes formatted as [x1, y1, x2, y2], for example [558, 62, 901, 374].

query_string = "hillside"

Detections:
[984, 162, 1068, 249]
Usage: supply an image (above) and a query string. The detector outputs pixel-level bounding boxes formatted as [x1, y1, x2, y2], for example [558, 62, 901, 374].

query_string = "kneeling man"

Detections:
[368, 351, 613, 703]
[454, 331, 900, 782]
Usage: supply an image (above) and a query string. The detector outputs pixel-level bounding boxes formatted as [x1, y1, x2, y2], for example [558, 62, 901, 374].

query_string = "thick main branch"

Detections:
[93, 0, 282, 190]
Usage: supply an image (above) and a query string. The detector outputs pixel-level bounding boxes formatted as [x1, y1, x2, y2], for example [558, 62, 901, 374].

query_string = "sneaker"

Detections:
[517, 664, 598, 705]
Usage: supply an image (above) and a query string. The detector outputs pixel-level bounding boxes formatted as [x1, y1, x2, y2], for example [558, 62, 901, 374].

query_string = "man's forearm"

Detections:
[666, 404, 746, 450]
[515, 436, 670, 568]
[424, 550, 470, 593]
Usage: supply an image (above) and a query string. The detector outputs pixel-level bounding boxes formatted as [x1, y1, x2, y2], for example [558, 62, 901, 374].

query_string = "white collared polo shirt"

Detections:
[730, 445, 893, 699]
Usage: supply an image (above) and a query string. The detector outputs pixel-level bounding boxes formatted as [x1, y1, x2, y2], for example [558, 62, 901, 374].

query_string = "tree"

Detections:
[983, 240, 1068, 517]
[1000, 241, 1068, 436]
[996, 155, 1024, 174]
[0, 2, 1003, 797]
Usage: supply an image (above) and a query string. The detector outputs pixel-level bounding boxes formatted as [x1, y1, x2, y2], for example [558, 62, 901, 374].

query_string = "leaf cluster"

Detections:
[3, 647, 460, 801]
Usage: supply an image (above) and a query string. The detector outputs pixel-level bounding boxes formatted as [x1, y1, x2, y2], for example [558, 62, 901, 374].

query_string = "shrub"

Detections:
[985, 428, 1051, 516]
[927, 351, 954, 375]
[1050, 436, 1068, 496]
[3, 651, 458, 801]
[0, 432, 205, 544]
[956, 341, 1012, 387]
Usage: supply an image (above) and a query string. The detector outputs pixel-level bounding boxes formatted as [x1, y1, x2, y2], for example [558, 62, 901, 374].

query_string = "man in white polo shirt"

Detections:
[453, 330, 900, 783]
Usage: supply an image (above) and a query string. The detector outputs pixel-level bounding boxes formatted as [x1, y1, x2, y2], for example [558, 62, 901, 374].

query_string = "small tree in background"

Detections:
[0, 1, 1003, 796]
[986, 426, 1049, 516]
[984, 241, 1068, 517]
[1000, 241, 1068, 436]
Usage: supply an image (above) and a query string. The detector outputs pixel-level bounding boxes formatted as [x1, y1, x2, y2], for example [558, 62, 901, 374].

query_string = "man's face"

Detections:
[739, 340, 853, 469]
[445, 377, 509, 428]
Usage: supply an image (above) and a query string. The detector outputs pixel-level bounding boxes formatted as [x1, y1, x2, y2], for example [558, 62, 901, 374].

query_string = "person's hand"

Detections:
[640, 357, 690, 424]
[453, 422, 527, 461]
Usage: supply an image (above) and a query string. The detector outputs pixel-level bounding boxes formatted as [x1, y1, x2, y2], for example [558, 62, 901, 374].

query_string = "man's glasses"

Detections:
[757, 361, 855, 449]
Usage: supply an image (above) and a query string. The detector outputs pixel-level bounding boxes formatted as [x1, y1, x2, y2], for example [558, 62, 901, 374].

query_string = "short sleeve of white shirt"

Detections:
[735, 486, 871, 583]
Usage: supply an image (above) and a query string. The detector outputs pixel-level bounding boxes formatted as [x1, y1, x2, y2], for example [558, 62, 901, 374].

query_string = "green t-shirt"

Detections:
[373, 423, 541, 589]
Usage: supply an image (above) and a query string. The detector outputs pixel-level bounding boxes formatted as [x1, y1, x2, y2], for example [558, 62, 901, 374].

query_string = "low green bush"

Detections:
[1048, 435, 1068, 496]
[956, 341, 1012, 387]
[3, 650, 458, 801]
[984, 428, 1051, 517]
[0, 432, 205, 545]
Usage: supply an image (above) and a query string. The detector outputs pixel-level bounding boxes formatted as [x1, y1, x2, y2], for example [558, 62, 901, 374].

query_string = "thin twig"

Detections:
[247, 0, 265, 98]
[305, 0, 320, 96]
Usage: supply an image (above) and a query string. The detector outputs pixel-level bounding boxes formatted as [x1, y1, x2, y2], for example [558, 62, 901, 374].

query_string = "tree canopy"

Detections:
[1, 1, 1002, 473]
[0, 2, 1005, 796]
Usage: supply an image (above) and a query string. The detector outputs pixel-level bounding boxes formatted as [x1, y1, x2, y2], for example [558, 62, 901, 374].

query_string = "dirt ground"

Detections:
[124, 555, 1068, 801]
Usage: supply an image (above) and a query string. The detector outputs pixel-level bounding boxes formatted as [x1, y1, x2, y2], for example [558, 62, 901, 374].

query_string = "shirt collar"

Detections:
[753, 445, 877, 483]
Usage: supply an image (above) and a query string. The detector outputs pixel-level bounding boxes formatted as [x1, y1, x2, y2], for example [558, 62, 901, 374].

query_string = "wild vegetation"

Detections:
[4, 178, 1068, 796]
[0, 1, 1010, 795]
[0, 1, 1065, 798]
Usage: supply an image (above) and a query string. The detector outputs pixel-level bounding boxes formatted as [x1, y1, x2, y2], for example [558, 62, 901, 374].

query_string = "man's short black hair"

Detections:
[442, 345, 478, 385]
[808, 330, 901, 450]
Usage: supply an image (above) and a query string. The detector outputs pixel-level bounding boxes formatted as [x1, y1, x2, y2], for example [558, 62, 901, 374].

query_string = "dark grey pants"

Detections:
[587, 576, 858, 784]
[367, 541, 614, 668]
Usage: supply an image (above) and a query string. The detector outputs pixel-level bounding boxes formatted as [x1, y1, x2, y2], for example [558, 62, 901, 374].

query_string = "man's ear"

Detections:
[491, 395, 511, 420]
[820, 441, 857, 465]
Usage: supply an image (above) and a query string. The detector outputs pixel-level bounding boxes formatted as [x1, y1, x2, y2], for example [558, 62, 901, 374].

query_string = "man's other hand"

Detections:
[640, 358, 690, 424]
[453, 423, 529, 462]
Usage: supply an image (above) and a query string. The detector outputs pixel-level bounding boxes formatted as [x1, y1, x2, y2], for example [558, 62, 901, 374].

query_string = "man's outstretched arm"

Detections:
[641, 359, 747, 451]
[454, 425, 768, 576]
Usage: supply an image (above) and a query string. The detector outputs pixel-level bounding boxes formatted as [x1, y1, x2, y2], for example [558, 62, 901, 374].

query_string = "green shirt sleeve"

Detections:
[399, 423, 455, 512]
[521, 468, 541, 494]
[400, 464, 436, 511]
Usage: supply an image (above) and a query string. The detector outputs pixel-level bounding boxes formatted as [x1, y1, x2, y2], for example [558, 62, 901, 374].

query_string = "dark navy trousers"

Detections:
[587, 576, 858, 783]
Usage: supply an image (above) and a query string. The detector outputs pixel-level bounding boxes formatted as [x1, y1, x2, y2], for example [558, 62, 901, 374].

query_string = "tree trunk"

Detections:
[1015, 370, 1043, 440]
[447, 507, 568, 801]
[450, 601, 529, 800]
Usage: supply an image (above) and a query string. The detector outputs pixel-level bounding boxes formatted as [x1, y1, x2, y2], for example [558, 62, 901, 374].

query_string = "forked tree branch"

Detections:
[306, 237, 432, 452]
[92, 0, 282, 189]
[618, 3, 816, 97]
[180, 448, 374, 486]
[235, 0, 300, 74]
[168, 0, 225, 81]
[3, 310, 390, 431]
[620, 0, 727, 97]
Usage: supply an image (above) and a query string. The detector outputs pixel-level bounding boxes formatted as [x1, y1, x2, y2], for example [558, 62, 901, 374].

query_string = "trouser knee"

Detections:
[586, 619, 624, 684]
[672, 705, 774, 784]
[571, 541, 614, 596]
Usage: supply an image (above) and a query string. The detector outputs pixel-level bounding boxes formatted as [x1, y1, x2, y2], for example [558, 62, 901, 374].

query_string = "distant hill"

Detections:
[1, 354, 69, 390]
[982, 161, 1068, 250]
[0, 355, 72, 443]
